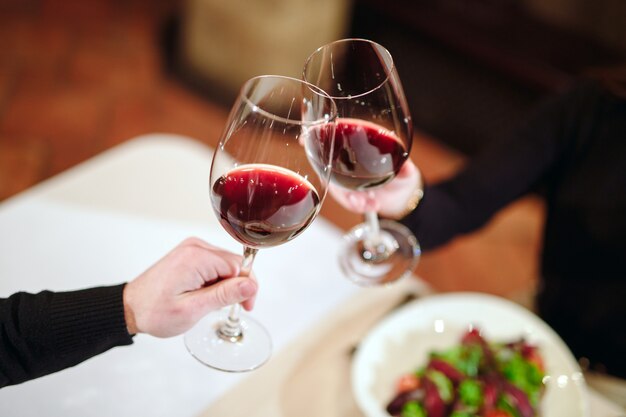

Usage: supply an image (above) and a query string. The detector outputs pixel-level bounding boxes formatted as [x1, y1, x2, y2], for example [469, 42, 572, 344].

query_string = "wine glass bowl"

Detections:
[304, 38, 420, 286]
[304, 40, 412, 190]
[211, 164, 321, 248]
[185, 75, 336, 372]
[210, 77, 335, 250]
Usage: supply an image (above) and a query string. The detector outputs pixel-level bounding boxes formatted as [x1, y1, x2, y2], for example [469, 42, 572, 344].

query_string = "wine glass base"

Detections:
[339, 219, 420, 286]
[184, 309, 272, 373]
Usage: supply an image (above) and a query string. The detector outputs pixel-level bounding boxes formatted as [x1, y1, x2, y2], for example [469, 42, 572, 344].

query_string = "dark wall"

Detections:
[349, 0, 625, 155]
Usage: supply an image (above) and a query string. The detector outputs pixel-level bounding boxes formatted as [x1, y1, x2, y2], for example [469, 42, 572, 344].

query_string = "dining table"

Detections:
[0, 134, 623, 417]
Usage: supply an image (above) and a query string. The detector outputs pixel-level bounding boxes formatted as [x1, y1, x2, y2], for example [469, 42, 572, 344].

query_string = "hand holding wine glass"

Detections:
[184, 75, 336, 372]
[303, 38, 421, 286]
[123, 237, 258, 337]
[328, 158, 423, 219]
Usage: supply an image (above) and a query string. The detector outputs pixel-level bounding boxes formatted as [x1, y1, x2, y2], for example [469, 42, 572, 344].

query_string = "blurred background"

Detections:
[1, 0, 624, 301]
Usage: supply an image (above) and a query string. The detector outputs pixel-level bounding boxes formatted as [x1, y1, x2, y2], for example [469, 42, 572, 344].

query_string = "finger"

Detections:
[241, 270, 258, 310]
[241, 291, 257, 311]
[328, 183, 367, 213]
[347, 191, 370, 213]
[178, 242, 244, 283]
[327, 183, 350, 205]
[363, 191, 381, 212]
[189, 277, 258, 315]
[395, 159, 417, 179]
[196, 250, 241, 284]
[241, 297, 256, 311]
[217, 271, 258, 311]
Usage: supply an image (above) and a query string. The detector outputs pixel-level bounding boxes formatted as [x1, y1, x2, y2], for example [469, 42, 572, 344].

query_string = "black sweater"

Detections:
[0, 284, 133, 387]
[403, 80, 626, 378]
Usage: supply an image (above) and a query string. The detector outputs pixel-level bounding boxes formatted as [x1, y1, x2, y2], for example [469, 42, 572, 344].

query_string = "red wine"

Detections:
[211, 164, 320, 248]
[325, 118, 408, 190]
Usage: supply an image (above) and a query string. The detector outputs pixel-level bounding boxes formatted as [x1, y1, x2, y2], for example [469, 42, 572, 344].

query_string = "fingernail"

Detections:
[238, 280, 256, 298]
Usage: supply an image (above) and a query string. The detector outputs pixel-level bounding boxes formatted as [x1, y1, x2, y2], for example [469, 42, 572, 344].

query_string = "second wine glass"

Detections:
[184, 75, 336, 372]
[303, 38, 420, 286]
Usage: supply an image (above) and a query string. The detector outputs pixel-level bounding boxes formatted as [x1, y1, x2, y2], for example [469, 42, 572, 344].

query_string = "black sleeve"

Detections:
[0, 284, 134, 388]
[402, 81, 596, 251]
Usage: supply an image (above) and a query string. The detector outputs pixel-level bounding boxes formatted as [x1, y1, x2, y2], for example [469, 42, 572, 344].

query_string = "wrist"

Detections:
[123, 283, 138, 335]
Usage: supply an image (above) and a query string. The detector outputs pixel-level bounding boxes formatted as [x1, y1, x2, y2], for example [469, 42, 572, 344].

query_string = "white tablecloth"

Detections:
[0, 134, 622, 417]
[0, 134, 359, 417]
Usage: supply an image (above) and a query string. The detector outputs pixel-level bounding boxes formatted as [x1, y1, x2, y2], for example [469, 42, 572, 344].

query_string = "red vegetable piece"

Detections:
[521, 342, 535, 358]
[462, 327, 497, 370]
[423, 377, 446, 417]
[386, 389, 425, 416]
[503, 382, 535, 417]
[521, 344, 545, 372]
[462, 328, 485, 344]
[428, 358, 465, 384]
[481, 374, 502, 413]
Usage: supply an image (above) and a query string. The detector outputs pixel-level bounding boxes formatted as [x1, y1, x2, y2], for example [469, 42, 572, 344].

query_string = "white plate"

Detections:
[352, 292, 590, 417]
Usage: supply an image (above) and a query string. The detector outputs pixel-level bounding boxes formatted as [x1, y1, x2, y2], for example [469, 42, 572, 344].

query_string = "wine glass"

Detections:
[184, 75, 337, 372]
[303, 38, 420, 286]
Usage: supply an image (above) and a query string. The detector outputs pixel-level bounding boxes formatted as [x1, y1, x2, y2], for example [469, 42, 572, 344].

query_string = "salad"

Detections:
[386, 328, 545, 417]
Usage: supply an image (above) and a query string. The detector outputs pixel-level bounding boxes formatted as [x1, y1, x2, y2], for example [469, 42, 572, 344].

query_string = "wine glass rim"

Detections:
[240, 75, 338, 126]
[303, 38, 396, 100]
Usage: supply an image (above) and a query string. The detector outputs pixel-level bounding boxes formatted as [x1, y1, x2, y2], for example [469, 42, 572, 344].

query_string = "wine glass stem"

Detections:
[217, 246, 258, 342]
[362, 210, 398, 262]
[364, 210, 381, 244]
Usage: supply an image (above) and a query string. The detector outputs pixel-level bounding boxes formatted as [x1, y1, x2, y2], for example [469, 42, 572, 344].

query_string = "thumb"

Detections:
[190, 277, 258, 315]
